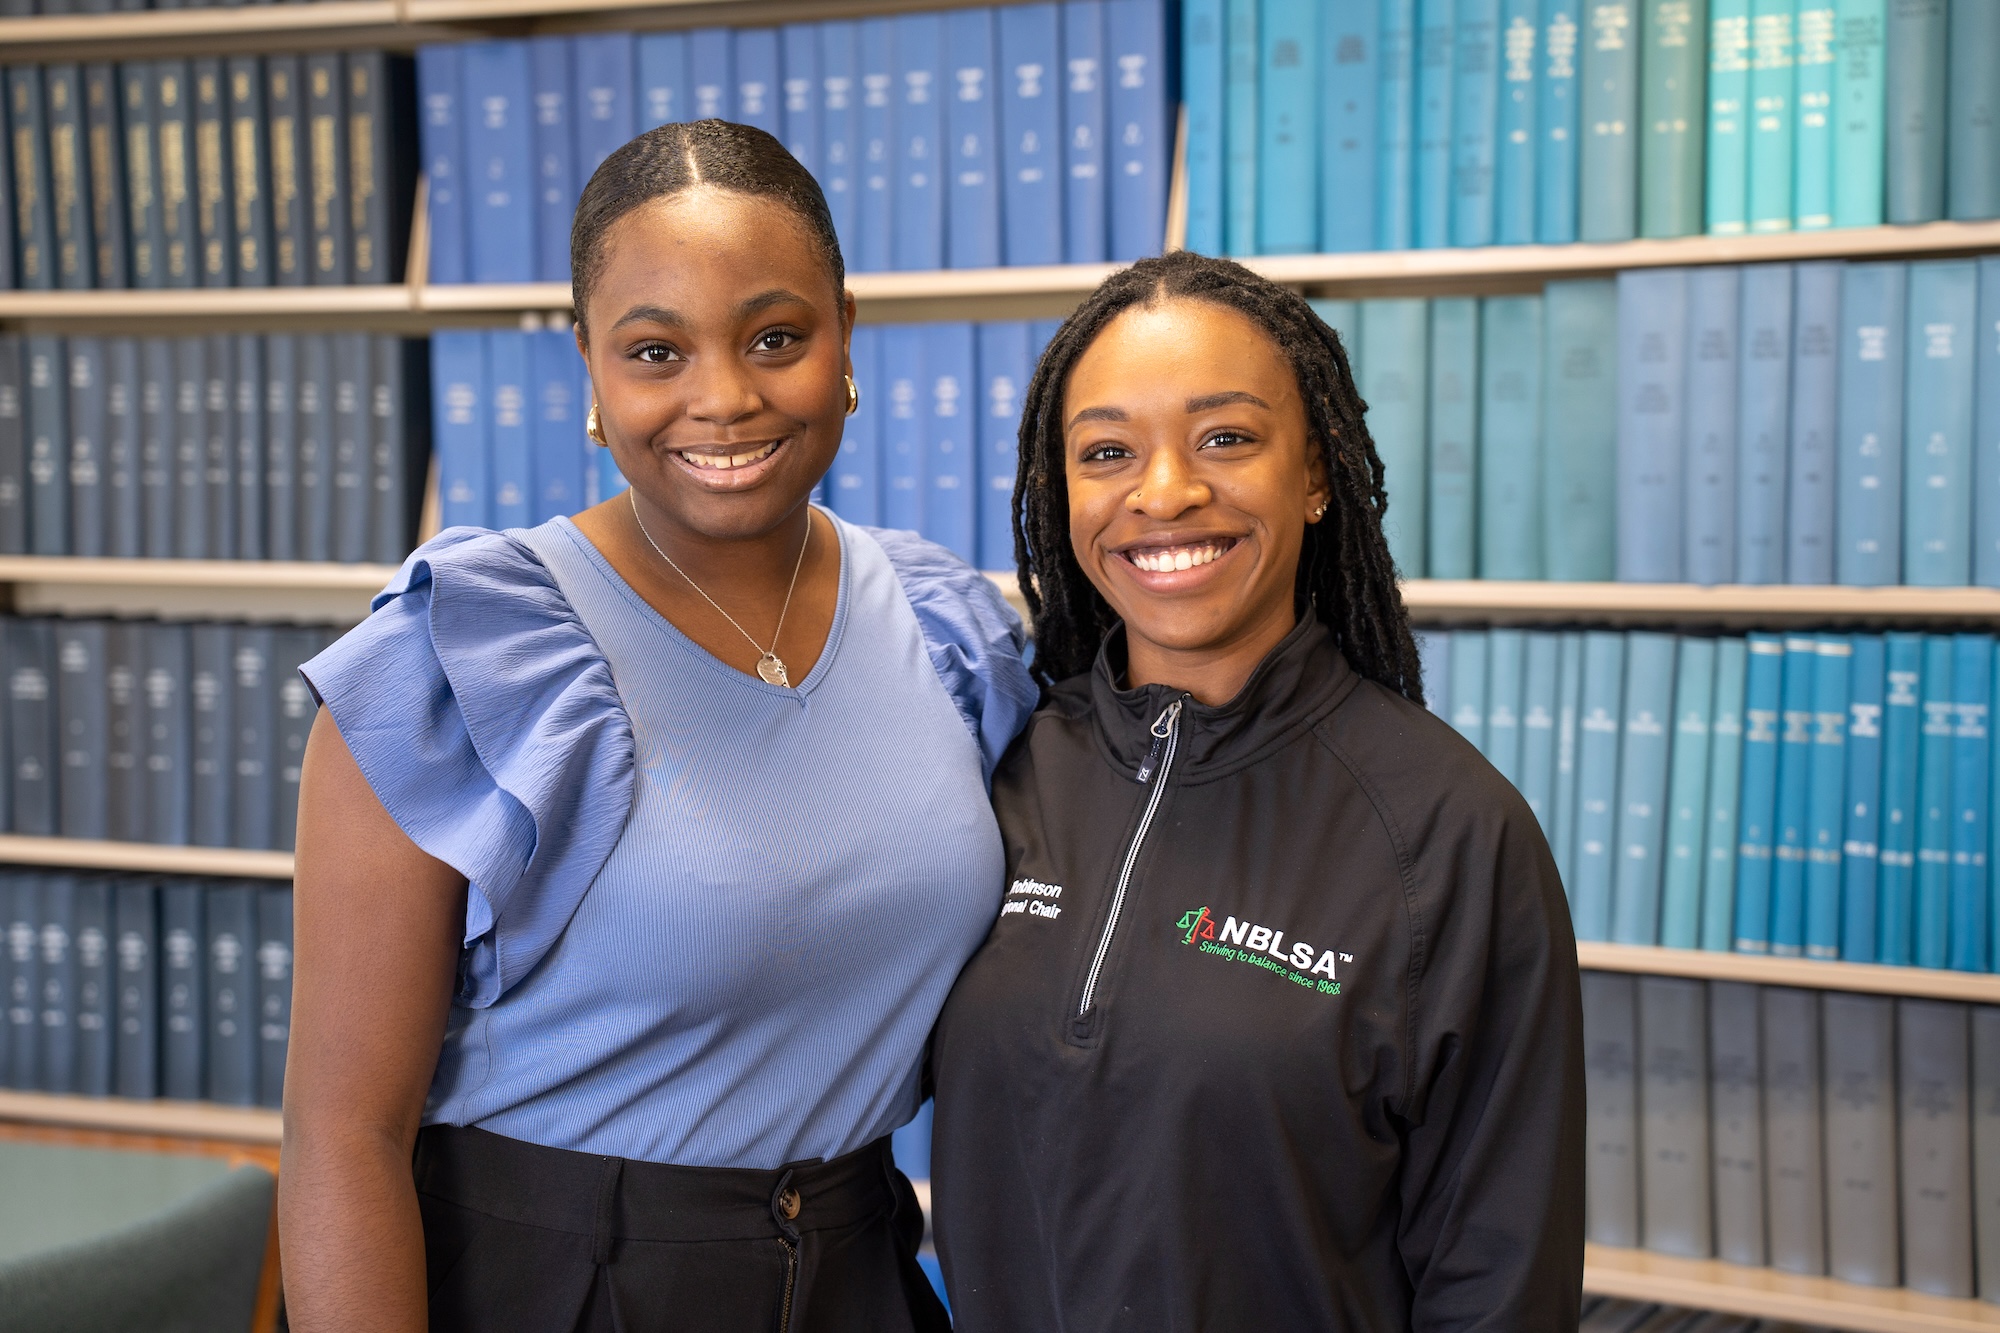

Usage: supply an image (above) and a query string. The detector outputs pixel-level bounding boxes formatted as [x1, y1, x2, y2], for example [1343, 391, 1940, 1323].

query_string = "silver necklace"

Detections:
[629, 489, 811, 688]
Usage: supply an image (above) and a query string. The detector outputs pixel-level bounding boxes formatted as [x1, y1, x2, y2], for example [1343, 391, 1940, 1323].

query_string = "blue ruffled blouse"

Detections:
[303, 512, 1036, 1168]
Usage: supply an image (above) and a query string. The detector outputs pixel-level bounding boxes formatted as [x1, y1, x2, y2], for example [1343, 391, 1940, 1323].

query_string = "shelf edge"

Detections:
[0, 836, 294, 880]
[0, 1091, 283, 1146]
[1576, 942, 2000, 1002]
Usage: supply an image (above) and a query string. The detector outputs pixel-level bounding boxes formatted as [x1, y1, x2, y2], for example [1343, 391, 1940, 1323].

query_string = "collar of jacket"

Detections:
[1085, 610, 1362, 784]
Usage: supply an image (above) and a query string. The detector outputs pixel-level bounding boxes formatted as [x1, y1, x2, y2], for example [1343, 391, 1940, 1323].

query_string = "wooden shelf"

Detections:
[0, 835, 292, 881]
[0, 556, 394, 621]
[1585, 1243, 2000, 1332]
[0, 1090, 282, 1147]
[0, 557, 396, 590]
[1399, 579, 2000, 626]
[1576, 942, 2000, 1004]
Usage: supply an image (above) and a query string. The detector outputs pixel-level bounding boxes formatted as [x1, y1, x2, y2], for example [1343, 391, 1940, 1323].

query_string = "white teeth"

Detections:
[1128, 541, 1230, 573]
[682, 440, 781, 470]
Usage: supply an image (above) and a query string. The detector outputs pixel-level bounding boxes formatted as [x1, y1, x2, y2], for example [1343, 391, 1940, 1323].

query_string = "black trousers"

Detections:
[414, 1125, 951, 1333]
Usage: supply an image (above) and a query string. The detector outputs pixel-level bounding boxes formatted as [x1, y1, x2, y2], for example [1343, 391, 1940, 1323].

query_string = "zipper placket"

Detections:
[777, 1237, 799, 1332]
[1077, 697, 1186, 1019]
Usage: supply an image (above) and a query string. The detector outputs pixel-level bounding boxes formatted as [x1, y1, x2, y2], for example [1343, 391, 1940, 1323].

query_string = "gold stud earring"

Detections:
[586, 402, 606, 444]
[1311, 501, 1329, 521]
[845, 376, 860, 416]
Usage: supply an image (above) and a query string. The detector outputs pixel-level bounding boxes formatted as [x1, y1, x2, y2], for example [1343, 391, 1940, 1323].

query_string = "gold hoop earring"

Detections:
[845, 376, 860, 416]
[586, 402, 606, 444]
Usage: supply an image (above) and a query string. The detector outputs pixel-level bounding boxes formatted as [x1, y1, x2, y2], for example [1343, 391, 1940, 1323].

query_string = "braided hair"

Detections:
[1012, 249, 1424, 705]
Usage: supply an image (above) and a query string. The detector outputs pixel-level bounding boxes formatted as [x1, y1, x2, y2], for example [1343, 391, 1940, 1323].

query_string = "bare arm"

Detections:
[279, 710, 467, 1332]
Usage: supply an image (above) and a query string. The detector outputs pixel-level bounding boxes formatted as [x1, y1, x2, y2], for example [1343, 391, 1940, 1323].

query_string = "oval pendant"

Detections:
[757, 653, 790, 688]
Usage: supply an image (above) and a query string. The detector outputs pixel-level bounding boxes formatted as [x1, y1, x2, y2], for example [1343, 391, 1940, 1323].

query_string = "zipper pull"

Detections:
[1134, 698, 1184, 784]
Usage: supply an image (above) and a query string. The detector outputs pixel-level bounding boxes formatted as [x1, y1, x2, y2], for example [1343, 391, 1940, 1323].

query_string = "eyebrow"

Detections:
[1185, 390, 1270, 412]
[732, 288, 812, 319]
[1067, 405, 1130, 427]
[609, 304, 683, 332]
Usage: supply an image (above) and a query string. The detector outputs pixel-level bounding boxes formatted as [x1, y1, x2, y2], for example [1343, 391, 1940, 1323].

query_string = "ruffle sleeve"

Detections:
[301, 526, 636, 1008]
[865, 527, 1038, 782]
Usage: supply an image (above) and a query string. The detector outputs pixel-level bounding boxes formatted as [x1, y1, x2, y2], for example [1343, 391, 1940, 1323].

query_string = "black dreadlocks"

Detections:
[1011, 250, 1425, 706]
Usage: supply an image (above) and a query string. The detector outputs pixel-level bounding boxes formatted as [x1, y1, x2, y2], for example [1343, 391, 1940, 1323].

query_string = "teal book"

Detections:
[1256, 0, 1319, 253]
[1555, 630, 1588, 887]
[1903, 261, 1978, 587]
[1451, 629, 1489, 750]
[1841, 635, 1887, 961]
[1734, 633, 1786, 953]
[1428, 298, 1478, 579]
[1884, 0, 1946, 223]
[1496, 0, 1539, 243]
[1308, 298, 1361, 351]
[1701, 637, 1749, 950]
[1707, 0, 1753, 232]
[1488, 628, 1527, 781]
[1661, 637, 1718, 948]
[1360, 300, 1430, 574]
[1379, 0, 1419, 248]
[1948, 633, 1991, 971]
[1770, 635, 1819, 954]
[1321, 3, 1381, 251]
[1539, 0, 1582, 241]
[1225, 0, 1260, 253]
[1579, 0, 1640, 240]
[1522, 631, 1564, 836]
[1915, 634, 1954, 968]
[1878, 632, 1924, 964]
[1415, 0, 1456, 247]
[1452, 0, 1504, 246]
[1183, 0, 1226, 253]
[1478, 295, 1545, 579]
[1793, 0, 1837, 228]
[1639, 0, 1708, 237]
[1573, 630, 1628, 941]
[1975, 259, 2000, 586]
[1737, 263, 1794, 585]
[1608, 628, 1688, 940]
[1833, 0, 1888, 227]
[1804, 636, 1852, 958]
[1747, 0, 1796, 231]
[1543, 280, 1620, 579]
[1616, 268, 1689, 581]
[1946, 0, 2000, 220]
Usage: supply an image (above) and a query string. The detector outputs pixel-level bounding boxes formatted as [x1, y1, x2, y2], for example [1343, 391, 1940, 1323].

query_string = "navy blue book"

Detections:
[1106, 0, 1169, 261]
[733, 27, 780, 136]
[892, 13, 946, 271]
[370, 337, 411, 564]
[977, 322, 1030, 570]
[304, 54, 349, 285]
[171, 337, 206, 560]
[229, 625, 274, 851]
[416, 45, 465, 283]
[926, 324, 977, 562]
[120, 65, 165, 289]
[882, 325, 926, 532]
[331, 333, 370, 562]
[345, 51, 410, 284]
[6, 620, 56, 836]
[190, 623, 233, 849]
[947, 7, 1001, 269]
[531, 329, 582, 525]
[690, 27, 732, 120]
[26, 335, 71, 557]
[43, 68, 91, 289]
[83, 64, 128, 289]
[1320, 0, 1380, 251]
[263, 335, 297, 561]
[191, 60, 233, 288]
[145, 621, 190, 847]
[256, 886, 291, 1109]
[113, 880, 157, 1098]
[855, 18, 897, 274]
[0, 338, 21, 553]
[998, 3, 1065, 265]
[226, 57, 270, 287]
[67, 338, 107, 558]
[234, 335, 263, 560]
[817, 22, 860, 257]
[106, 338, 140, 558]
[831, 325, 881, 525]
[782, 23, 822, 178]
[461, 41, 533, 284]
[296, 334, 333, 561]
[273, 629, 320, 852]
[204, 882, 255, 1105]
[1062, 0, 1109, 263]
[203, 335, 234, 559]
[105, 621, 144, 842]
[73, 877, 111, 1097]
[573, 34, 637, 189]
[264, 57, 309, 288]
[57, 620, 110, 840]
[159, 881, 203, 1100]
[5, 875, 38, 1088]
[37, 875, 75, 1093]
[1736, 264, 1794, 585]
[487, 331, 531, 530]
[5, 70, 54, 289]
[152, 63, 197, 288]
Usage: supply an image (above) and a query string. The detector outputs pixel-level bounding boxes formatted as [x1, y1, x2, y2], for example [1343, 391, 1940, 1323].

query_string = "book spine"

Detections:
[1709, 979, 1767, 1265]
[203, 334, 233, 558]
[1833, 0, 1887, 227]
[947, 8, 1002, 269]
[1358, 299, 1430, 575]
[144, 623, 189, 846]
[1579, 0, 1640, 240]
[1737, 263, 1794, 584]
[263, 335, 295, 560]
[1572, 630, 1627, 941]
[112, 881, 156, 1097]
[1884, 0, 1947, 223]
[104, 623, 141, 842]
[55, 619, 109, 841]
[1900, 998, 1977, 1295]
[192, 59, 233, 288]
[1542, 280, 1619, 580]
[690, 27, 733, 121]
[1638, 976, 1713, 1256]
[1062, 0, 1109, 263]
[0, 340, 19, 554]
[732, 28, 779, 134]
[10, 67, 56, 291]
[1537, 0, 1581, 241]
[1486, 628, 1526, 780]
[486, 331, 530, 530]
[529, 329, 580, 526]
[637, 30, 690, 133]
[1706, 0, 1752, 231]
[44, 66, 92, 290]
[431, 331, 486, 530]
[1684, 266, 1742, 585]
[105, 339, 138, 558]
[191, 624, 232, 848]
[1426, 297, 1478, 580]
[833, 325, 881, 525]
[1787, 262, 1841, 582]
[330, 333, 370, 560]
[881, 325, 925, 532]
[572, 33, 637, 197]
[25, 337, 67, 559]
[1701, 637, 1749, 949]
[119, 65, 164, 290]
[1414, 629, 1450, 718]
[1106, 0, 1168, 261]
[256, 886, 291, 1108]
[1256, 0, 1319, 254]
[1914, 633, 1955, 967]
[6, 621, 56, 837]
[1451, 0, 1502, 247]
[160, 881, 202, 1100]
[5, 877, 36, 1088]
[1976, 1007, 2000, 1295]
[976, 322, 1029, 571]
[1659, 636, 1716, 948]
[1771, 635, 1819, 954]
[1837, 262, 1908, 585]
[1616, 268, 1688, 581]
[1477, 295, 1544, 578]
[1582, 971, 1641, 1245]
[1492, 0, 1538, 245]
[304, 54, 348, 285]
[226, 58, 270, 287]
[356, 54, 411, 285]
[170, 337, 204, 559]
[782, 23, 821, 178]
[71, 879, 108, 1095]
[229, 625, 273, 850]
[1804, 635, 1853, 957]
[1449, 629, 1488, 751]
[1794, 0, 1836, 228]
[273, 629, 321, 853]
[1611, 631, 1679, 945]
[1183, 0, 1226, 254]
[83, 64, 127, 288]
[1746, 0, 1796, 231]
[1377, 0, 1418, 249]
[1734, 632, 1785, 952]
[1224, 0, 1259, 253]
[814, 24, 857, 258]
[1639, 0, 1707, 238]
[856, 19, 895, 274]
[204, 882, 255, 1104]
[1949, 633, 1993, 971]
[66, 337, 105, 558]
[460, 41, 532, 284]
[997, 5, 1065, 266]
[1762, 985, 1829, 1274]
[1414, 0, 1455, 248]
[234, 335, 262, 559]
[925, 323, 977, 562]
[1905, 261, 1980, 586]
[296, 334, 330, 560]
[1521, 631, 1563, 838]
[1321, 0, 1381, 252]
[1841, 635, 1887, 960]
[37, 875, 75, 1093]
[1879, 630, 1924, 963]
[264, 57, 308, 288]
[1976, 259, 2000, 586]
[1823, 990, 1900, 1284]
[414, 45, 465, 284]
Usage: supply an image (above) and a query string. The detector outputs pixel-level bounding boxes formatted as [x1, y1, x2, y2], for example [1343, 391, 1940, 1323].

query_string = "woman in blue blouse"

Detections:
[276, 121, 1035, 1332]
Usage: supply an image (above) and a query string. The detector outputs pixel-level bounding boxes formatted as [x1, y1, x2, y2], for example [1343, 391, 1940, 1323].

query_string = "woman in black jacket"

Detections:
[929, 251, 1585, 1331]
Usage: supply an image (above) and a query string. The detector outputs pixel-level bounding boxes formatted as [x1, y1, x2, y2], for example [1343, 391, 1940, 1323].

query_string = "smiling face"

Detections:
[577, 185, 852, 545]
[1063, 298, 1330, 702]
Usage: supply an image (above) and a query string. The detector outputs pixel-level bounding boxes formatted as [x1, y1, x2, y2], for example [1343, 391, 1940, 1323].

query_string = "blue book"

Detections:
[431, 332, 487, 530]
[528, 37, 573, 285]
[1183, 0, 1227, 253]
[1805, 636, 1852, 958]
[487, 332, 531, 530]
[1427, 298, 1478, 580]
[1704, 632, 1752, 944]
[1478, 294, 1544, 578]
[1734, 633, 1786, 953]
[926, 324, 977, 561]
[55, 620, 109, 840]
[6, 876, 39, 1089]
[1707, 0, 1752, 232]
[1414, 0, 1455, 248]
[997, 5, 1065, 265]
[118, 65, 163, 290]
[107, 339, 140, 559]
[1684, 267, 1743, 586]
[1487, 628, 1526, 781]
[1359, 299, 1430, 574]
[1537, 0, 1581, 241]
[1832, 0, 1887, 227]
[296, 336, 332, 561]
[947, 8, 1002, 269]
[1787, 263, 1841, 583]
[1616, 268, 1689, 582]
[1320, 1, 1380, 251]
[139, 340, 173, 558]
[74, 878, 110, 1097]
[691, 28, 733, 120]
[1795, 0, 1837, 229]
[7, 69, 54, 290]
[25, 337, 69, 558]
[1905, 261, 1979, 586]
[1449, 629, 1488, 750]
[815, 24, 858, 256]
[263, 59, 308, 288]
[1610, 632, 1677, 946]
[1572, 630, 1627, 940]
[190, 625, 233, 848]
[1542, 280, 1619, 579]
[1915, 635, 1955, 967]
[1842, 635, 1888, 961]
[159, 882, 203, 1100]
[1557, 633, 1587, 884]
[304, 55, 348, 285]
[1451, 0, 1503, 246]
[782, 24, 822, 175]
[1578, 0, 1639, 240]
[732, 28, 780, 136]
[461, 42, 535, 284]
[1416, 630, 1451, 716]
[1494, 0, 1538, 244]
[1064, 0, 1110, 262]
[1976, 258, 2000, 586]
[204, 883, 255, 1106]
[882, 324, 925, 531]
[67, 338, 106, 559]
[1878, 632, 1924, 963]
[1837, 263, 1908, 586]
[156, 62, 197, 289]
[831, 325, 882, 525]
[331, 333, 369, 564]
[637, 31, 691, 129]
[371, 337, 411, 564]
[1661, 636, 1717, 949]
[1947, 0, 2000, 219]
[1224, 0, 1259, 253]
[977, 322, 1030, 570]
[1522, 631, 1563, 838]
[233, 336, 262, 561]
[263, 336, 296, 561]
[1107, 0, 1170, 260]
[229, 626, 273, 853]
[6, 620, 57, 837]
[222, 58, 266, 289]
[856, 19, 896, 274]
[1949, 634, 1993, 971]
[113, 881, 157, 1099]
[532, 329, 583, 525]
[1884, 0, 1946, 223]
[256, 887, 292, 1109]
[45, 65, 92, 290]
[1257, 0, 1319, 254]
[38, 876, 75, 1093]
[1737, 264, 1795, 585]
[1379, 0, 1419, 248]
[1747, 0, 1797, 232]
[142, 624, 189, 847]
[1770, 635, 1819, 954]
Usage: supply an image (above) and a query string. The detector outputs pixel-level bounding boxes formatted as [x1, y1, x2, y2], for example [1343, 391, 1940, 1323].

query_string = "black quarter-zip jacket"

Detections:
[929, 615, 1584, 1332]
